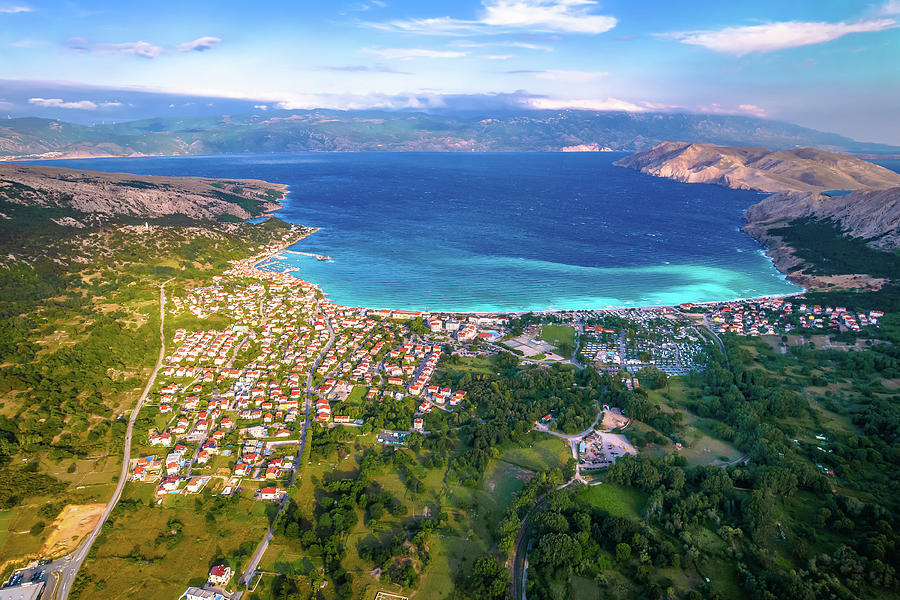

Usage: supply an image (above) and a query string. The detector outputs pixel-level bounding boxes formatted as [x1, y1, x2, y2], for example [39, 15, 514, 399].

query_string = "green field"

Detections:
[438, 355, 498, 376]
[577, 483, 645, 519]
[69, 484, 271, 599]
[497, 434, 570, 473]
[541, 325, 576, 352]
[344, 385, 368, 405]
[0, 510, 13, 552]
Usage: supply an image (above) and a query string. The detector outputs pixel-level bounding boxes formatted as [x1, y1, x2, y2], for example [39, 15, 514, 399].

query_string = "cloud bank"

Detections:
[370, 0, 617, 35]
[28, 97, 122, 110]
[663, 18, 897, 55]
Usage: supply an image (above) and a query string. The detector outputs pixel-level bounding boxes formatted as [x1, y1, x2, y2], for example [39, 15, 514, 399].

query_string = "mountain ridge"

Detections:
[615, 141, 900, 290]
[613, 141, 900, 193]
[0, 162, 286, 222]
[2, 109, 898, 161]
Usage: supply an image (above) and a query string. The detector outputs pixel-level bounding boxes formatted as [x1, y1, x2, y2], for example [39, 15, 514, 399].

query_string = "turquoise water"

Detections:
[32, 152, 803, 312]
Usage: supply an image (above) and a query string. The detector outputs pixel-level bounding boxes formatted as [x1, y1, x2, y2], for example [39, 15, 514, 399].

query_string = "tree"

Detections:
[615, 542, 631, 562]
[470, 554, 509, 600]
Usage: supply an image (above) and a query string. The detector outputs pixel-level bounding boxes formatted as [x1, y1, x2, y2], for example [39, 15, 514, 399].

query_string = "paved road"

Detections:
[239, 299, 336, 588]
[510, 479, 577, 600]
[677, 309, 727, 358]
[54, 280, 171, 600]
[570, 315, 585, 369]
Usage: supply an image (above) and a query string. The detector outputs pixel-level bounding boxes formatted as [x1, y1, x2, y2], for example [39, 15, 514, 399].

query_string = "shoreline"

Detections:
[248, 183, 808, 316]
[248, 227, 808, 316]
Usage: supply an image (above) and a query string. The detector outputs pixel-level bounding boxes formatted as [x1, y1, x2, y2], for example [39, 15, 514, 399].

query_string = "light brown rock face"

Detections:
[616, 141, 900, 291]
[743, 187, 900, 251]
[0, 163, 285, 220]
[614, 141, 900, 193]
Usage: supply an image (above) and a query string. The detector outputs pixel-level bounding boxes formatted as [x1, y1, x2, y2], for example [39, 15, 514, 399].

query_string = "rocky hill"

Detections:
[614, 142, 900, 193]
[744, 187, 900, 251]
[0, 163, 285, 223]
[2, 110, 898, 160]
[616, 142, 900, 290]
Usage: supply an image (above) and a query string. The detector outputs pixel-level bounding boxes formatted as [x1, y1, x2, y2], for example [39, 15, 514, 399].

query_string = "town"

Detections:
[54, 242, 882, 600]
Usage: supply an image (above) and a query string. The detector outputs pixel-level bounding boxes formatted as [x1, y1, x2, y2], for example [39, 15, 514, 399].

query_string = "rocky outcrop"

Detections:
[743, 187, 900, 250]
[0, 163, 286, 221]
[614, 142, 900, 193]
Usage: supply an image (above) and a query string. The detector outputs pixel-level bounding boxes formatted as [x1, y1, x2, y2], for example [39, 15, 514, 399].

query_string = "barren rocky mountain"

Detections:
[744, 187, 900, 251]
[614, 141, 900, 193]
[616, 142, 900, 290]
[0, 163, 285, 222]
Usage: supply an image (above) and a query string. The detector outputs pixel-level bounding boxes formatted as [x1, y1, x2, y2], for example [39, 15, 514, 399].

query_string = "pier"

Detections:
[282, 250, 333, 262]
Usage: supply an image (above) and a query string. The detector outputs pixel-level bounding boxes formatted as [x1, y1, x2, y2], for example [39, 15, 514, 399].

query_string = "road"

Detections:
[510, 479, 577, 600]
[676, 308, 726, 358]
[570, 315, 585, 369]
[239, 298, 336, 588]
[53, 280, 171, 600]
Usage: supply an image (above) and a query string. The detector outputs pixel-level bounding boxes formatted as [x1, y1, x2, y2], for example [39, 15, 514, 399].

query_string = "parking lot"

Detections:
[578, 431, 636, 470]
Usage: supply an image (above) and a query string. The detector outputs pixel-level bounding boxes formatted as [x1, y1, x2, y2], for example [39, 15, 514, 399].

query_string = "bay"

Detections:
[30, 152, 802, 312]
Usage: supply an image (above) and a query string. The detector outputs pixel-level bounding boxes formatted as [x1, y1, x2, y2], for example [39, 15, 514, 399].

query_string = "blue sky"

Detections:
[1, 0, 898, 143]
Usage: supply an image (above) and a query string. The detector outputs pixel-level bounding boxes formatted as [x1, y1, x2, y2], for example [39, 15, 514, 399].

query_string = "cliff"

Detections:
[613, 142, 900, 193]
[616, 142, 900, 290]
[744, 187, 900, 251]
[0, 163, 286, 222]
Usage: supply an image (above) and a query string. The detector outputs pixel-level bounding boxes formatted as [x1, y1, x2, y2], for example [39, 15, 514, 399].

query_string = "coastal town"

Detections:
[132, 237, 887, 509]
[1, 230, 882, 600]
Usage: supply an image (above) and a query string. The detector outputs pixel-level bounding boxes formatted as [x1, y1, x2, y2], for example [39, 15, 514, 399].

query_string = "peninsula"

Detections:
[616, 142, 900, 290]
[613, 141, 900, 193]
[0, 163, 286, 223]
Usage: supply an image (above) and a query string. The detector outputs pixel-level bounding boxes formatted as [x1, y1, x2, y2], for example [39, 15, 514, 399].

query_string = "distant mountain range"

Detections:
[1, 109, 898, 160]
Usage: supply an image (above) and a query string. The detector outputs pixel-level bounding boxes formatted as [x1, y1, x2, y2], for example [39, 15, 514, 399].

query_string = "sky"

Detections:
[1, 0, 899, 143]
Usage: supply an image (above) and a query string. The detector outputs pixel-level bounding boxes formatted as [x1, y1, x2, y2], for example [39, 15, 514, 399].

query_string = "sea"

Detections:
[30, 152, 807, 312]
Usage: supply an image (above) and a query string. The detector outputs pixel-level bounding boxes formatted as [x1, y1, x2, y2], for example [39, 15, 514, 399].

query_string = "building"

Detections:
[0, 581, 45, 600]
[181, 587, 226, 600]
[207, 564, 233, 586]
[257, 486, 286, 501]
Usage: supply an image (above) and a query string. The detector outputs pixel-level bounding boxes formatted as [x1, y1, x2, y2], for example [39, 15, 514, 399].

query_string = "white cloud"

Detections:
[698, 102, 768, 118]
[28, 97, 122, 110]
[369, 0, 616, 35]
[95, 40, 164, 58]
[487, 54, 513, 59]
[737, 104, 767, 117]
[177, 36, 222, 52]
[528, 97, 654, 112]
[0, 4, 33, 13]
[450, 39, 553, 51]
[253, 104, 268, 110]
[8, 39, 46, 47]
[662, 18, 897, 55]
[881, 1, 900, 15]
[368, 47, 468, 59]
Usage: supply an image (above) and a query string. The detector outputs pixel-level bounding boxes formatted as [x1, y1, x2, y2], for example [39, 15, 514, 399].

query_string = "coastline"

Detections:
[247, 226, 807, 316]
[247, 182, 808, 316]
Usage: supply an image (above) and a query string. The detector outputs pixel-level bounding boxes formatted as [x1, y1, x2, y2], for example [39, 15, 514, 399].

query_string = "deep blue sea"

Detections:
[30, 152, 807, 312]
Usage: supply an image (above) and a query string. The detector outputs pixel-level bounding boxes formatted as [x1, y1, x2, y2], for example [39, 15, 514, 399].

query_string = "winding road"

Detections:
[52, 280, 171, 600]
